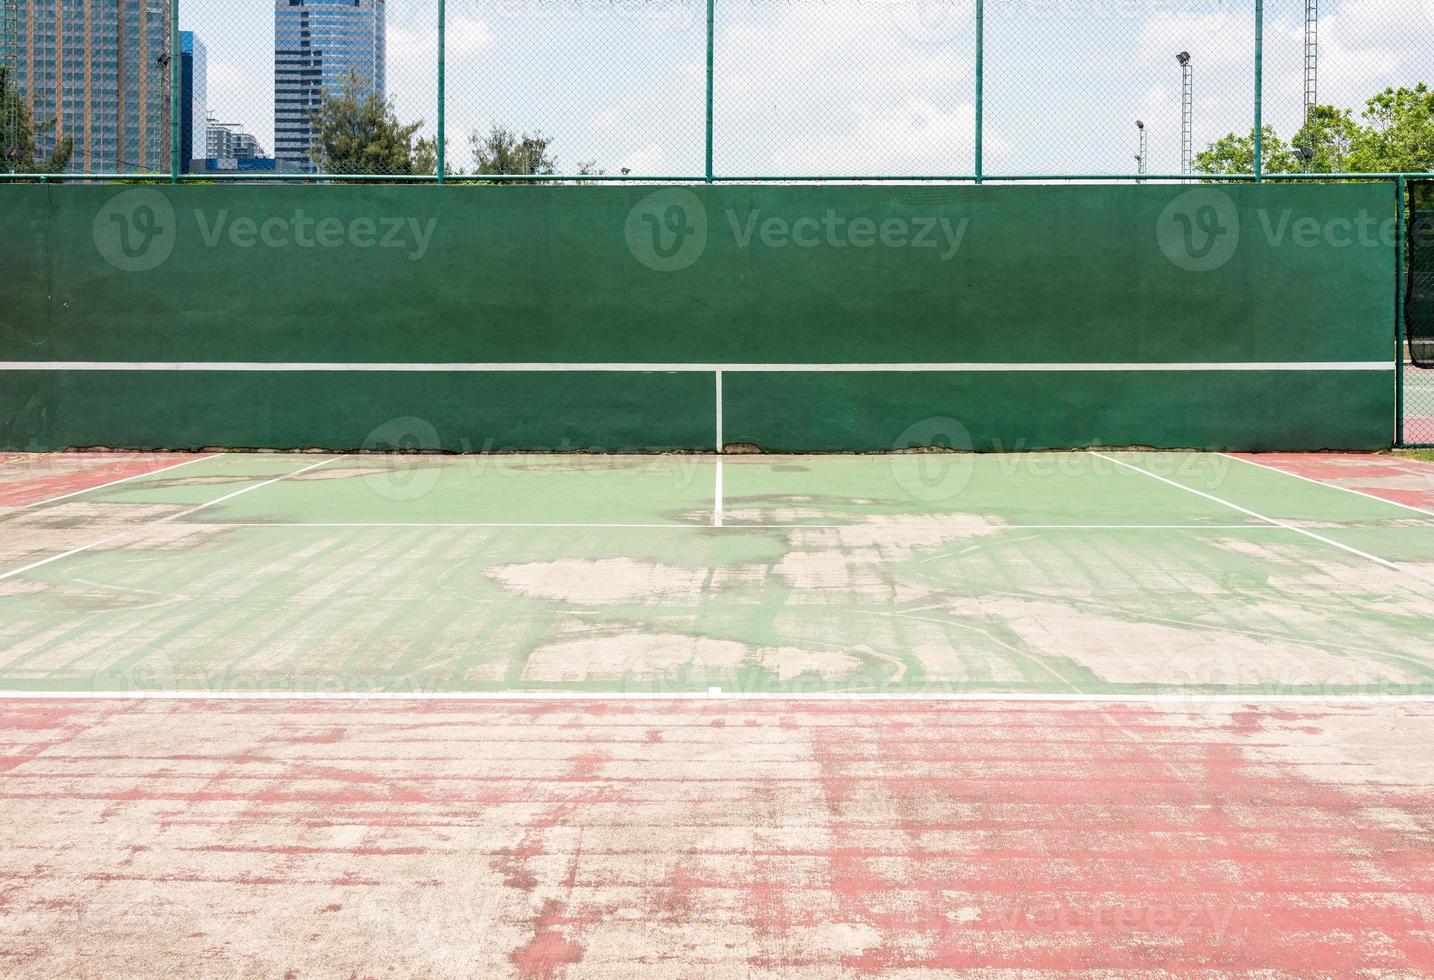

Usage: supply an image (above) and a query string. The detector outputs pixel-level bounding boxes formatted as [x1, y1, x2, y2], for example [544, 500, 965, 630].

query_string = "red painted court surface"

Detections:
[2, 449, 1434, 975]
[1, 699, 1432, 976]
[0, 452, 200, 508]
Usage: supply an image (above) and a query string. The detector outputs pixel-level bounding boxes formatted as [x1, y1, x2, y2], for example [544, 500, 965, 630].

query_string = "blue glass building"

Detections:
[273, 0, 385, 172]
[179, 30, 205, 173]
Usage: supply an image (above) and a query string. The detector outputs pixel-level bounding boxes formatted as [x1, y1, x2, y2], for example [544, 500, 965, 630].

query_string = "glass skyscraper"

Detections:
[5, 0, 171, 172]
[273, 0, 385, 173]
[179, 30, 204, 172]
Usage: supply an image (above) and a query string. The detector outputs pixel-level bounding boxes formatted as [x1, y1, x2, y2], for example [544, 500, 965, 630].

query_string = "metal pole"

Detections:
[1254, 0, 1264, 182]
[974, 0, 984, 184]
[705, 0, 714, 183]
[1397, 175, 1406, 447]
[437, 0, 445, 183]
[169, 0, 180, 182]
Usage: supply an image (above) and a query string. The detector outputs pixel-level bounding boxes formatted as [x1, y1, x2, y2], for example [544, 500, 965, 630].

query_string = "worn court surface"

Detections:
[2, 699, 1434, 975]
[3, 450, 1434, 975]
[1, 450, 1433, 695]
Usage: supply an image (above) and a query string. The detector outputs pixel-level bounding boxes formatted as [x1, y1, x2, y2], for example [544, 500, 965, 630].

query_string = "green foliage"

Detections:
[1193, 126, 1299, 175]
[1349, 84, 1434, 173]
[413, 136, 465, 177]
[1195, 83, 1433, 176]
[1290, 105, 1362, 173]
[470, 126, 556, 179]
[309, 70, 423, 176]
[0, 66, 74, 174]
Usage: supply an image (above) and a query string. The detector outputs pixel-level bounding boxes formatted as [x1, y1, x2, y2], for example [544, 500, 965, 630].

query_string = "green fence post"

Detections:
[975, 0, 984, 184]
[170, 0, 180, 182]
[705, 0, 714, 183]
[1397, 175, 1406, 447]
[437, 0, 446, 183]
[1253, 0, 1263, 183]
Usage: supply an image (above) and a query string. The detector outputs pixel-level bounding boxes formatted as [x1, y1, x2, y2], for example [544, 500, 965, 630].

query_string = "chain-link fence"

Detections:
[1, 0, 1430, 180]
[1406, 179, 1434, 446]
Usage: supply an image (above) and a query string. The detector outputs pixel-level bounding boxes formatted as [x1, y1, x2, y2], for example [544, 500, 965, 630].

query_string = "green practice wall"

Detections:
[0, 183, 1396, 451]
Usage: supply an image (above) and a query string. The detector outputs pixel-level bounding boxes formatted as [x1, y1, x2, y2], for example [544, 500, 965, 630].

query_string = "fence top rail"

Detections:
[1, 172, 1429, 185]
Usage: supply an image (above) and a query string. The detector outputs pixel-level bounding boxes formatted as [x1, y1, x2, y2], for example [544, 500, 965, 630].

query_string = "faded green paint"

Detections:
[0, 452, 1431, 695]
[0, 183, 1397, 450]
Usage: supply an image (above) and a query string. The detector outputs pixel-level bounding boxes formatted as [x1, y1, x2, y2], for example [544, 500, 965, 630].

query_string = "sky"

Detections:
[184, 0, 1434, 176]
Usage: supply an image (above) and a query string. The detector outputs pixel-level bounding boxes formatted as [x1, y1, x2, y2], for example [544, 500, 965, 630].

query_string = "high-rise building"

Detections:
[179, 31, 204, 173]
[6, 0, 171, 172]
[274, 0, 385, 173]
[206, 118, 265, 161]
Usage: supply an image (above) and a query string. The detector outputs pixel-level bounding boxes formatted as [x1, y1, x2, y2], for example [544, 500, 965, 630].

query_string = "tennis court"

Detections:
[2, 448, 1433, 697]
[2, 448, 1434, 974]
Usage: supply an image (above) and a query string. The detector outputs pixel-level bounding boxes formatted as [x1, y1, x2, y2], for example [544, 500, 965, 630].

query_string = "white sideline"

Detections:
[0, 360, 1395, 373]
[1, 453, 225, 512]
[1219, 452, 1434, 519]
[199, 521, 1287, 530]
[0, 456, 344, 583]
[1089, 451, 1402, 571]
[1, 690, 1432, 704]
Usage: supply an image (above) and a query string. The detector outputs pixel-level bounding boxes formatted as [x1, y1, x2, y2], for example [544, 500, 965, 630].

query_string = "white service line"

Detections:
[1219, 452, 1434, 520]
[190, 521, 1289, 530]
[2, 453, 225, 512]
[0, 456, 344, 583]
[1089, 451, 1402, 571]
[2, 689, 1433, 704]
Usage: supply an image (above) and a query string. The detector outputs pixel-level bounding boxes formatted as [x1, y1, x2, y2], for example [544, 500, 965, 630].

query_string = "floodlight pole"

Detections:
[1136, 121, 1146, 183]
[1178, 52, 1192, 180]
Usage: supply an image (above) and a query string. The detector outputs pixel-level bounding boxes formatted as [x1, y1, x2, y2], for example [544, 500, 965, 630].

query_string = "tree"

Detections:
[308, 70, 423, 176]
[1290, 105, 1361, 173]
[1192, 126, 1299, 175]
[413, 136, 464, 177]
[1348, 84, 1434, 173]
[470, 125, 556, 179]
[1193, 83, 1434, 177]
[0, 67, 74, 174]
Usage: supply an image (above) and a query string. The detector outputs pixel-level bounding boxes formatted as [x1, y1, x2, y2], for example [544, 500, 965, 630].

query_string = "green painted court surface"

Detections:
[1, 451, 1432, 696]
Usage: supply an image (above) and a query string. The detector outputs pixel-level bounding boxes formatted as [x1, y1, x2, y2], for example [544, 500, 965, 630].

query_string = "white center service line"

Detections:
[0, 456, 345, 583]
[1218, 452, 1434, 520]
[1089, 450, 1402, 572]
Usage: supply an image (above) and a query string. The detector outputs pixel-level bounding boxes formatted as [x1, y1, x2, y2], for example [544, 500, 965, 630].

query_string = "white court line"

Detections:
[713, 459, 724, 527]
[0, 360, 1394, 373]
[1090, 451, 1402, 571]
[192, 522, 1288, 530]
[1, 453, 224, 513]
[1219, 452, 1434, 519]
[2, 690, 1432, 703]
[0, 456, 344, 583]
